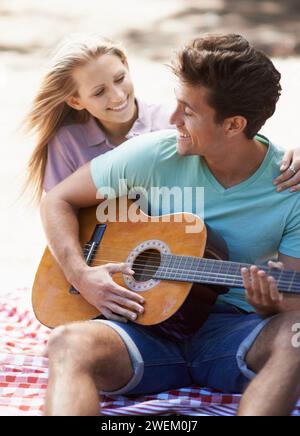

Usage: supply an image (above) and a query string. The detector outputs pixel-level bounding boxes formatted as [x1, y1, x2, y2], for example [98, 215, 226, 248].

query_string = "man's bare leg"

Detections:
[238, 311, 300, 416]
[45, 322, 134, 416]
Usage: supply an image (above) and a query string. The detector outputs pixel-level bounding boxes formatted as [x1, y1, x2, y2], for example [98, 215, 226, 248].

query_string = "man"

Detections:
[41, 34, 300, 416]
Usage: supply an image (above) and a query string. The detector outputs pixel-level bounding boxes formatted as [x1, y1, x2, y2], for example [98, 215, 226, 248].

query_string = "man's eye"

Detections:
[184, 111, 192, 117]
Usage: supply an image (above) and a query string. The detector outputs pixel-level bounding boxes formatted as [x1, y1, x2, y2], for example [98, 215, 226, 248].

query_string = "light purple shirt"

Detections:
[43, 99, 174, 191]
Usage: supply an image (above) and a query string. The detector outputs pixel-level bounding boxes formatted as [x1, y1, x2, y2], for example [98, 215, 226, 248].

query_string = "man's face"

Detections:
[170, 82, 225, 157]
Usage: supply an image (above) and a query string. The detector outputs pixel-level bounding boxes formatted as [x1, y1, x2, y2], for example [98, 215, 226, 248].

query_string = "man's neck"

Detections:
[203, 136, 268, 189]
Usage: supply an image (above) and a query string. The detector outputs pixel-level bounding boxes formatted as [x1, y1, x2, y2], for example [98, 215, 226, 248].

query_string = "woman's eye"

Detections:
[95, 89, 104, 97]
[115, 75, 125, 83]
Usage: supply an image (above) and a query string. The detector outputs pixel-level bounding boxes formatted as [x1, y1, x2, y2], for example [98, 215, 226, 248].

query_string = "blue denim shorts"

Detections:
[95, 304, 273, 396]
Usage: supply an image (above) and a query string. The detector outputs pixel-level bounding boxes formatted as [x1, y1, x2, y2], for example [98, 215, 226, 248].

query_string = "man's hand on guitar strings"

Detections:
[73, 263, 144, 323]
[241, 260, 284, 317]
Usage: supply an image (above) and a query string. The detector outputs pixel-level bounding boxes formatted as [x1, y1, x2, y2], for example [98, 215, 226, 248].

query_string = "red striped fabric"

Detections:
[0, 288, 299, 416]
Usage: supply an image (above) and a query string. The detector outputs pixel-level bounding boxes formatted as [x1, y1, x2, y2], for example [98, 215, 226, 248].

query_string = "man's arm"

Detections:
[278, 253, 300, 271]
[40, 162, 144, 322]
[277, 253, 300, 312]
[40, 162, 99, 283]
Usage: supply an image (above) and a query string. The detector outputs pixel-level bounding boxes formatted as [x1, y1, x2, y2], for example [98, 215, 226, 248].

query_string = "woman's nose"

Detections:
[110, 86, 125, 103]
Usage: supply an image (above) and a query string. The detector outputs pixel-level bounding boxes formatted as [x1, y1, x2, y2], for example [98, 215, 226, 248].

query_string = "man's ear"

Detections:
[65, 96, 84, 111]
[224, 116, 248, 138]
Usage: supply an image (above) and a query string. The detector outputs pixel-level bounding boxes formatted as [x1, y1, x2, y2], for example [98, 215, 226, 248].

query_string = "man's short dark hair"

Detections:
[171, 34, 282, 139]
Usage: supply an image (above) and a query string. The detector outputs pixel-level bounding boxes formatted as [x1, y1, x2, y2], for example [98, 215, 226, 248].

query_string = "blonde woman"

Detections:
[25, 34, 300, 200]
[24, 34, 173, 201]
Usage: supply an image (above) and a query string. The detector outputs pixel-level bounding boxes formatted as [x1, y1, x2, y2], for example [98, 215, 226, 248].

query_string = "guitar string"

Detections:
[85, 249, 298, 282]
[81, 245, 299, 288]
[86, 245, 292, 273]
[83, 242, 293, 270]
[88, 249, 289, 274]
[88, 258, 300, 291]
[84, 249, 299, 287]
[92, 257, 296, 282]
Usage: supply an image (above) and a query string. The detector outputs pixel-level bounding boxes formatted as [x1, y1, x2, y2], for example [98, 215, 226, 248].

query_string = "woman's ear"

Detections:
[223, 116, 248, 138]
[65, 95, 84, 111]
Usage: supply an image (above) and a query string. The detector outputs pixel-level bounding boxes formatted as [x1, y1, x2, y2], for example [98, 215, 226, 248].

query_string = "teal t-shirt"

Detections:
[90, 129, 300, 312]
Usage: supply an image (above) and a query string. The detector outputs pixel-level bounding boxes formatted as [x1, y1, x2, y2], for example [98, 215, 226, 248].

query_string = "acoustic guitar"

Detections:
[32, 199, 300, 340]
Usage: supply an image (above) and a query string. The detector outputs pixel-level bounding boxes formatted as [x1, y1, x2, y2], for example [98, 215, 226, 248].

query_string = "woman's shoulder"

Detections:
[137, 99, 174, 131]
[48, 116, 105, 151]
[48, 122, 82, 150]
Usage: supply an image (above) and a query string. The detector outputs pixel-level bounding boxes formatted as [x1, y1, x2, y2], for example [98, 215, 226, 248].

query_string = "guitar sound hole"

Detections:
[132, 249, 161, 282]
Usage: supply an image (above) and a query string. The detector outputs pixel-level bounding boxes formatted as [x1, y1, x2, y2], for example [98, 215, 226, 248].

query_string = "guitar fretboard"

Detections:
[152, 255, 300, 294]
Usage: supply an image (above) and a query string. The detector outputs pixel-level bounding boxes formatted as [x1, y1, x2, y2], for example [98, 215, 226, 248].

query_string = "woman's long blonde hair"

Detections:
[24, 34, 128, 203]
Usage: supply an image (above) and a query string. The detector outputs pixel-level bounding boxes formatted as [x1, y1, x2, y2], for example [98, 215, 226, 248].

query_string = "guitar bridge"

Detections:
[69, 224, 107, 294]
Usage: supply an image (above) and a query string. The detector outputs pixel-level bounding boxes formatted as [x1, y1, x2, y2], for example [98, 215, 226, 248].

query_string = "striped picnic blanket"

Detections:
[1, 288, 299, 416]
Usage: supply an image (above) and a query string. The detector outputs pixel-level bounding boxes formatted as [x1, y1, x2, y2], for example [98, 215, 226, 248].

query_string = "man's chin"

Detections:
[176, 143, 191, 156]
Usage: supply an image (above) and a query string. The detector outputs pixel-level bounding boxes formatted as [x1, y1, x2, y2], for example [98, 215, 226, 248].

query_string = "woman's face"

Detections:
[69, 53, 136, 126]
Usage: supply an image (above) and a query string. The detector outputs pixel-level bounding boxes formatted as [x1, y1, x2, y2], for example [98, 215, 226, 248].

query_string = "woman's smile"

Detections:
[108, 97, 129, 112]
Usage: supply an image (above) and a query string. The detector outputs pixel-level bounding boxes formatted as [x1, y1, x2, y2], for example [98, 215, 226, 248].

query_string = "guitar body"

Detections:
[32, 200, 229, 339]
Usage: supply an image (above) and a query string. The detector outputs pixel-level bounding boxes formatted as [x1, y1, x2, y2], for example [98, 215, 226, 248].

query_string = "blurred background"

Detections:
[1, 0, 300, 293]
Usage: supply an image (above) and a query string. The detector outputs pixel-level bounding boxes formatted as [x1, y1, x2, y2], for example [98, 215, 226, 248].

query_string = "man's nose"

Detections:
[170, 108, 184, 126]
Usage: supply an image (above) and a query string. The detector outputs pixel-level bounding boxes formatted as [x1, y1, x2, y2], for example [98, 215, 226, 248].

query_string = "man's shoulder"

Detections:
[269, 141, 286, 161]
[257, 138, 288, 181]
[119, 129, 177, 156]
[266, 141, 300, 202]
[91, 129, 178, 175]
[131, 128, 176, 144]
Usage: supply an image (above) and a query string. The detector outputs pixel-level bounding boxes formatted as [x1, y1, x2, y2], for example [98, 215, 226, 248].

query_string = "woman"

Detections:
[24, 34, 173, 201]
[24, 34, 300, 200]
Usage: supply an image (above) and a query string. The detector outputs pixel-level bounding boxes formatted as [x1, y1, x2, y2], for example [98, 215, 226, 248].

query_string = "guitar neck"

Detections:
[154, 255, 300, 295]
